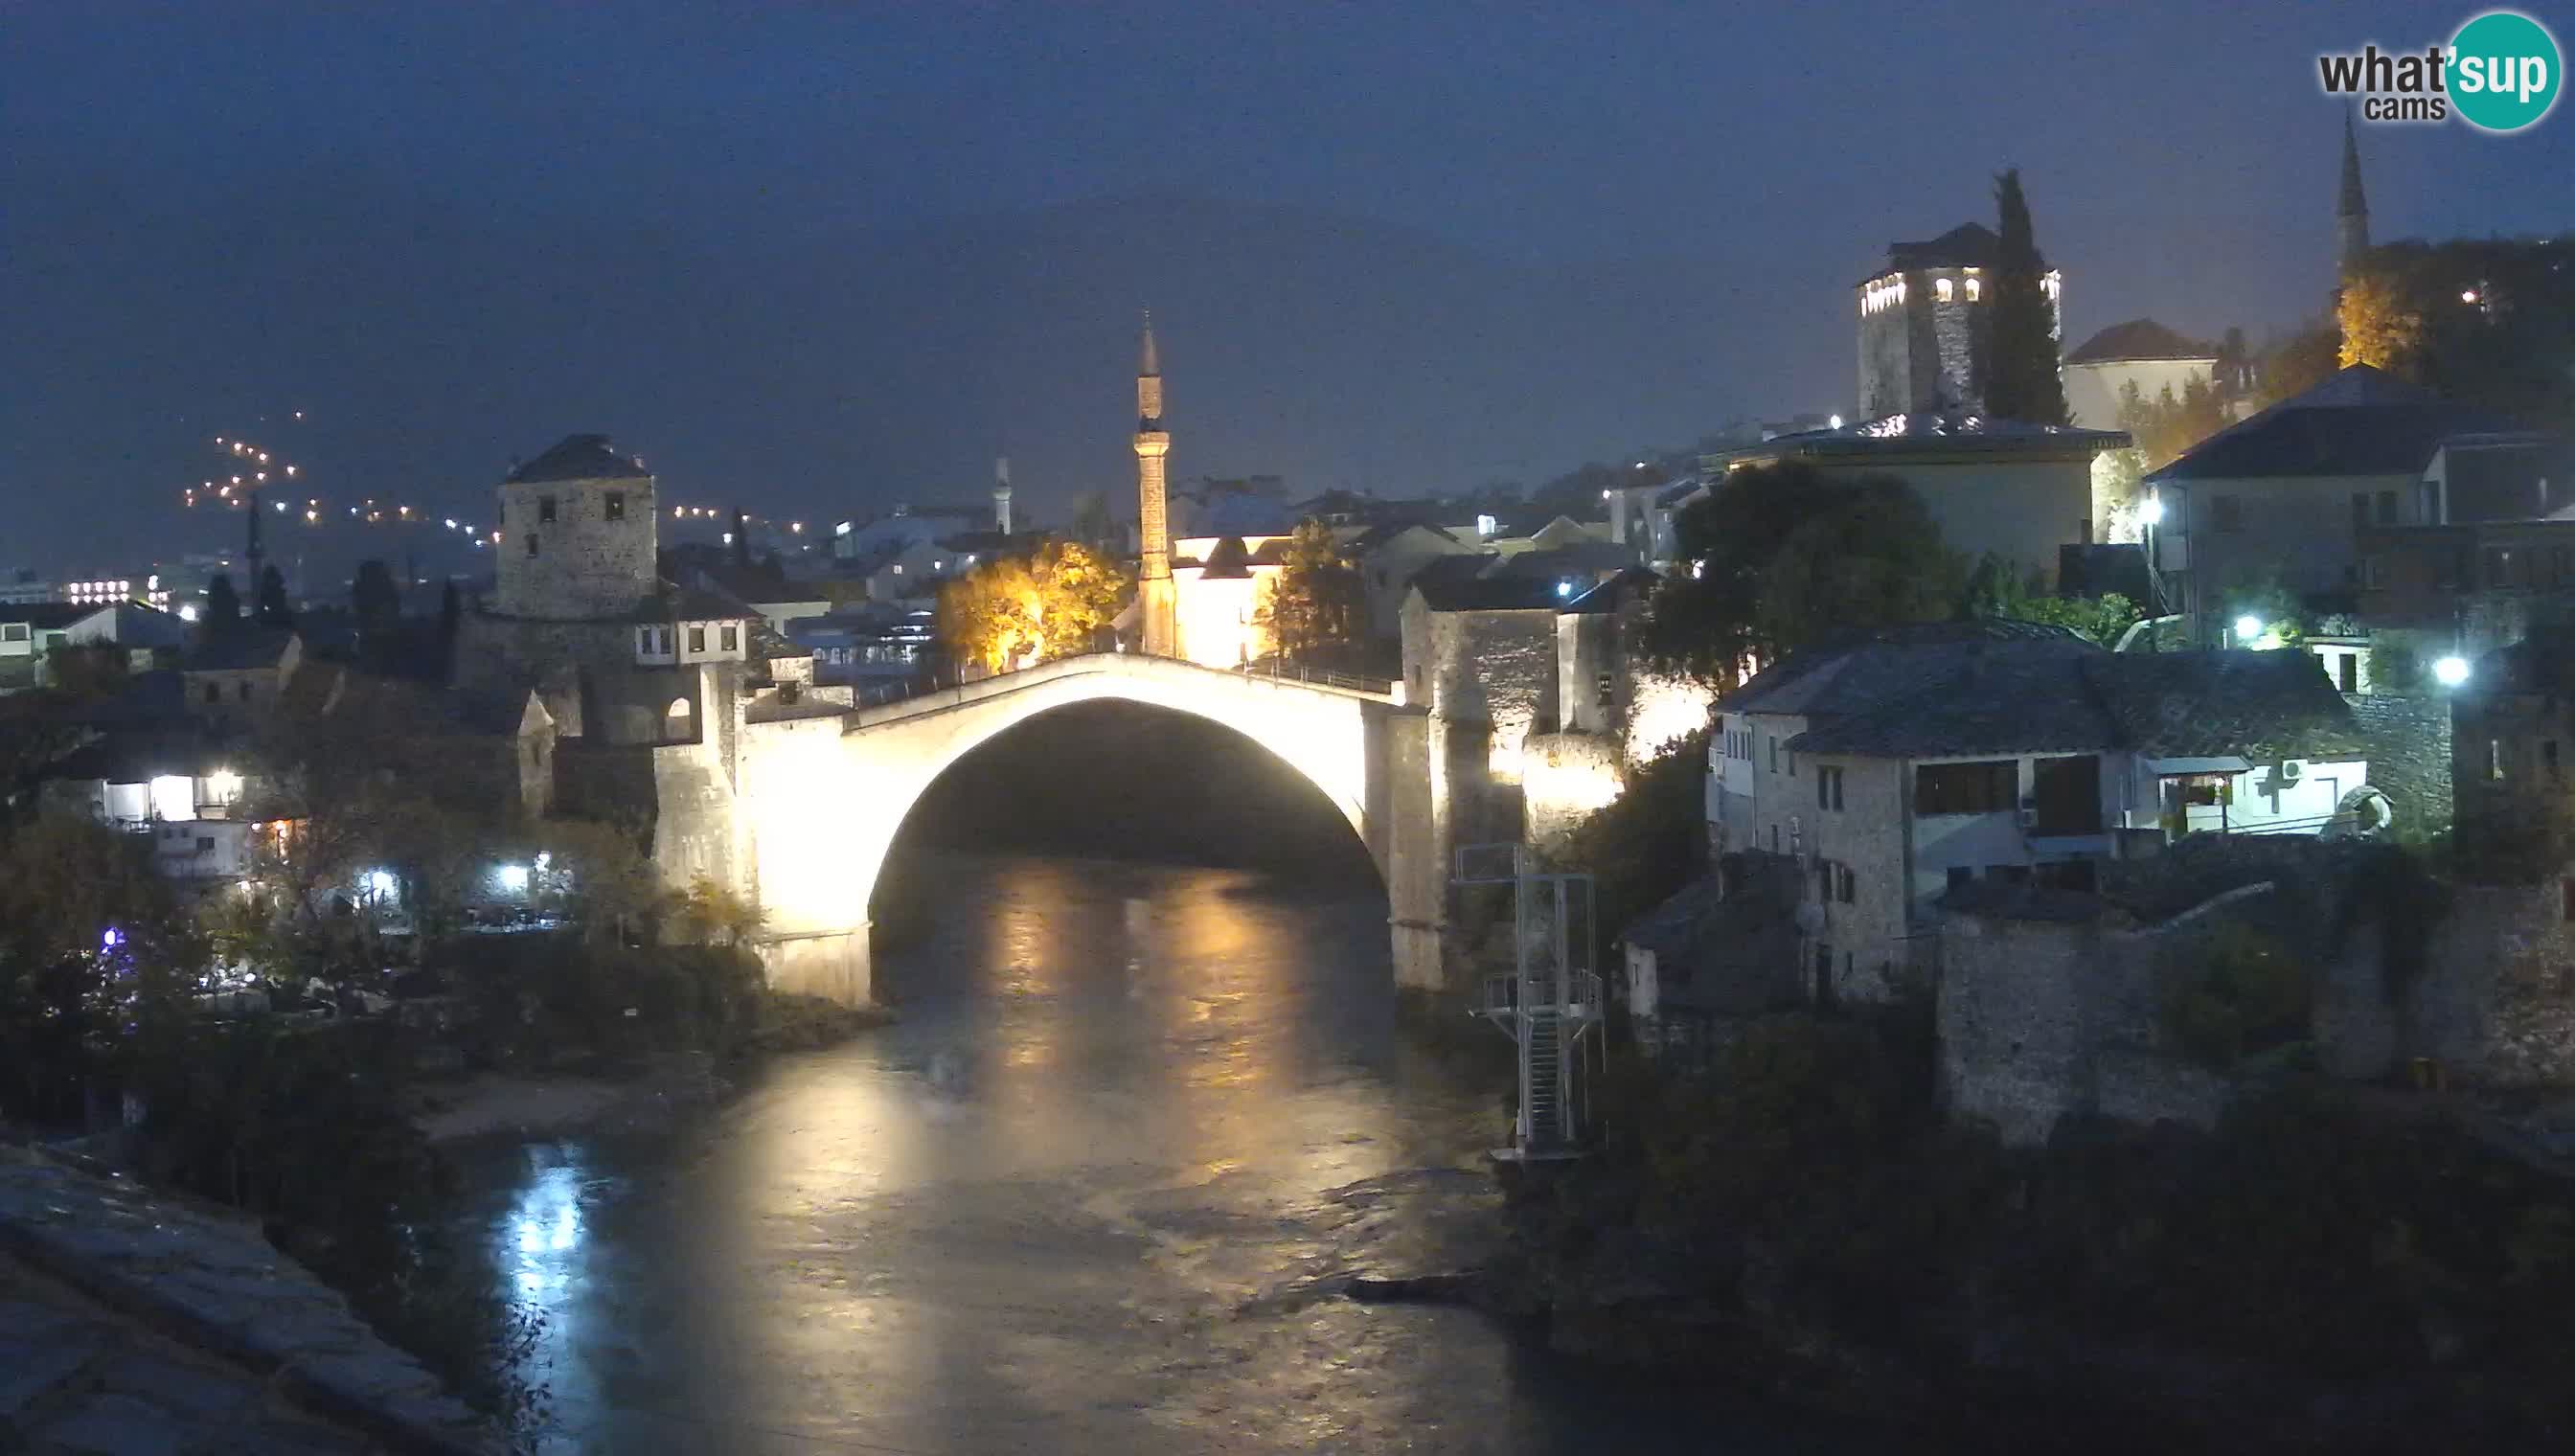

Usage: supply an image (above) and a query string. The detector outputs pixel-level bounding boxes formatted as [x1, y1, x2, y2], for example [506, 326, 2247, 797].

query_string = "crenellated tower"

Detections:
[1133, 311, 1177, 656]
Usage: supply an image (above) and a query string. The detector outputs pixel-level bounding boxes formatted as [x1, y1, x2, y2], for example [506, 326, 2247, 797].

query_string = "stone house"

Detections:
[179, 630, 302, 728]
[1620, 854, 1806, 1060]
[1714, 624, 2371, 1003]
[2061, 318, 2219, 433]
[2450, 625, 2575, 836]
[1347, 521, 1482, 641]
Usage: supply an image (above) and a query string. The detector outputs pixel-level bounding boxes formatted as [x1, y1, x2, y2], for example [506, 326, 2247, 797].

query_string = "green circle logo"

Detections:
[2450, 11, 2561, 132]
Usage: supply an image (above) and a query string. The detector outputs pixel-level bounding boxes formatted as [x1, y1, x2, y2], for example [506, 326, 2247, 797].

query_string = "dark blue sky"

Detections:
[5, 1, 2570, 577]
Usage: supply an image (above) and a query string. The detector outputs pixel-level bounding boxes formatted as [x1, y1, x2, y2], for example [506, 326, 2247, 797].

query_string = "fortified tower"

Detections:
[2336, 111, 2371, 275]
[1133, 312, 1177, 657]
[1856, 222, 2062, 418]
[491, 433, 657, 619]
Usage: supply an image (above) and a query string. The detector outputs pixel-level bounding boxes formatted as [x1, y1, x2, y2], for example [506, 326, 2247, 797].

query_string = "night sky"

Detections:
[6, 1, 2571, 577]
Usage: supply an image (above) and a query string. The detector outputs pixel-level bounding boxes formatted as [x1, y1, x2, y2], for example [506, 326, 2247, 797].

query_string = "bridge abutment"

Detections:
[761, 925, 874, 1007]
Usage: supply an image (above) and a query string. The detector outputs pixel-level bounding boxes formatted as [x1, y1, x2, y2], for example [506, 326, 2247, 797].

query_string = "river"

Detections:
[447, 854, 1873, 1454]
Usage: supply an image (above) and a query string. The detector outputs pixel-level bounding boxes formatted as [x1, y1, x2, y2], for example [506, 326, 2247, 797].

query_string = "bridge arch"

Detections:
[737, 653, 1418, 1004]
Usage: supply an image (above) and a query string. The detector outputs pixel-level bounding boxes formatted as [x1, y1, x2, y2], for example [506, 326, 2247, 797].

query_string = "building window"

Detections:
[237, 681, 251, 703]
[2485, 547, 2512, 588]
[2376, 489, 2399, 525]
[605, 491, 626, 522]
[720, 625, 738, 651]
[666, 697, 690, 721]
[2337, 652, 2359, 694]
[1836, 863, 1855, 902]
[1768, 825, 1778, 853]
[1767, 738, 1777, 773]
[2490, 738, 2505, 782]
[1915, 760, 2018, 816]
[0, 624, 24, 643]
[203, 681, 219, 704]
[2211, 495, 2242, 533]
[1817, 765, 1844, 809]
[688, 626, 707, 653]
[1965, 277, 1982, 302]
[637, 627, 655, 656]
[2350, 492, 2370, 533]
[2547, 739, 2561, 780]
[538, 495, 558, 524]
[527, 534, 540, 557]
[1935, 277, 1954, 303]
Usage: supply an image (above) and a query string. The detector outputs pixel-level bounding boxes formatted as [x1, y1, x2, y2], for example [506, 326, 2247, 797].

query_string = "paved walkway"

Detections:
[0, 1147, 498, 1455]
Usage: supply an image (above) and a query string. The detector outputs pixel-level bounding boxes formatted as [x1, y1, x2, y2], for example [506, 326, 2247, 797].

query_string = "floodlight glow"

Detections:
[2234, 615, 2263, 643]
[2433, 655, 2472, 687]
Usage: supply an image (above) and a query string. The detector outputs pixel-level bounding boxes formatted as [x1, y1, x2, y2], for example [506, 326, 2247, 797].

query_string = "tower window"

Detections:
[719, 625, 738, 651]
[605, 491, 626, 522]
[688, 626, 706, 653]
[538, 495, 558, 524]
[1935, 278, 1954, 303]
[1965, 277, 1982, 302]
[666, 697, 690, 720]
[526, 534, 540, 557]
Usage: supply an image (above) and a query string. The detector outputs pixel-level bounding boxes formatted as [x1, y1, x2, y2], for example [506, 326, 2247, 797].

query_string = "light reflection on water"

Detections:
[452, 855, 1871, 1454]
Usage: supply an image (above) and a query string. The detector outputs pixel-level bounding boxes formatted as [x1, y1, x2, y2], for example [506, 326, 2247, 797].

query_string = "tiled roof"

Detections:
[1784, 646, 2364, 762]
[2065, 318, 2215, 366]
[1861, 221, 2001, 283]
[1407, 556, 1561, 611]
[182, 627, 297, 672]
[505, 434, 651, 485]
[2465, 624, 2575, 695]
[2146, 365, 2524, 483]
[1561, 566, 1662, 613]
[1720, 620, 2098, 717]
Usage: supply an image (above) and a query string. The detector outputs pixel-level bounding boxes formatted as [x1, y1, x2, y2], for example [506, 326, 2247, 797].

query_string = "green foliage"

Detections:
[1644, 463, 1960, 686]
[1257, 518, 1365, 665]
[0, 813, 199, 1123]
[1981, 169, 2069, 424]
[2368, 638, 2426, 694]
[1559, 732, 1707, 959]
[2159, 921, 2311, 1067]
[2115, 374, 2225, 470]
[1961, 554, 2141, 646]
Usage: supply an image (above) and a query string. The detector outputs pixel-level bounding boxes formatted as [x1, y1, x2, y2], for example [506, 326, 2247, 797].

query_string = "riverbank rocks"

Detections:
[0, 1146, 500, 1454]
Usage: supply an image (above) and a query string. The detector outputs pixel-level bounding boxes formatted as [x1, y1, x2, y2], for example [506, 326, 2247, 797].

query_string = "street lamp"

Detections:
[2138, 496, 2165, 526]
[2433, 654, 2472, 687]
[2234, 615, 2264, 644]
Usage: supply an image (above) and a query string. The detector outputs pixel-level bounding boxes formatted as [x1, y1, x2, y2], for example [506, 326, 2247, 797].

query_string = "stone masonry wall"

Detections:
[492, 472, 657, 620]
[2344, 691, 2452, 834]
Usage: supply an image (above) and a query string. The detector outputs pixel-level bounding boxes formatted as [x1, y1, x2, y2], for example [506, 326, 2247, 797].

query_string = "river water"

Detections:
[450, 854, 1869, 1454]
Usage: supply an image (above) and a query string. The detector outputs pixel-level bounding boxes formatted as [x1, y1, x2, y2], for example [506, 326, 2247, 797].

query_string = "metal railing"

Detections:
[1231, 658, 1397, 695]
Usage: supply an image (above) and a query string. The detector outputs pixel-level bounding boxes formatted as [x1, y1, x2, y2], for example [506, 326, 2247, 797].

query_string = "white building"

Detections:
[2062, 319, 2219, 433]
[1711, 624, 2370, 1003]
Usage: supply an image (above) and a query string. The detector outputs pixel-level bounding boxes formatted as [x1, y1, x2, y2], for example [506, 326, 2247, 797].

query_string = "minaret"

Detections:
[1133, 310, 1177, 657]
[992, 455, 1013, 535]
[2336, 110, 2370, 274]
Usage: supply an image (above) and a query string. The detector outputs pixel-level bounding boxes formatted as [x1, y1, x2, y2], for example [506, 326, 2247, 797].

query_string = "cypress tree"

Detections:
[1981, 169, 2069, 425]
[256, 565, 292, 627]
[201, 573, 241, 630]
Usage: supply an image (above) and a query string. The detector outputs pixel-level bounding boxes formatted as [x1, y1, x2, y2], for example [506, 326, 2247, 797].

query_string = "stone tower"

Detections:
[1132, 311, 1177, 657]
[491, 433, 657, 619]
[2337, 110, 2371, 274]
[993, 455, 1014, 535]
[1855, 222, 2058, 419]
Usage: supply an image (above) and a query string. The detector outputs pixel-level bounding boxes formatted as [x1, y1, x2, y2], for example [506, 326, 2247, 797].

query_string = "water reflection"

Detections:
[448, 854, 1868, 1454]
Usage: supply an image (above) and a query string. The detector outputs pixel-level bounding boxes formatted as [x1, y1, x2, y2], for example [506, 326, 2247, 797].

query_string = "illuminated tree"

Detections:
[1256, 519, 1363, 665]
[0, 813, 199, 1120]
[938, 540, 1128, 674]
[2339, 266, 2427, 371]
[2257, 320, 2343, 407]
[2117, 375, 2227, 470]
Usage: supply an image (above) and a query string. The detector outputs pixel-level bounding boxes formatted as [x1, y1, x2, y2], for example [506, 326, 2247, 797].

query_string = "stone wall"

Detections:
[1521, 730, 1623, 850]
[2406, 883, 2575, 1085]
[492, 471, 657, 620]
[2344, 691, 2452, 833]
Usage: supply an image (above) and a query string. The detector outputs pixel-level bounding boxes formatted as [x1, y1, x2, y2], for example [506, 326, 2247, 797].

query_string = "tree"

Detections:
[1756, 479, 1964, 648]
[937, 540, 1128, 674]
[203, 573, 242, 629]
[2339, 265, 2427, 372]
[351, 559, 400, 633]
[256, 565, 292, 627]
[2117, 375, 2228, 470]
[2257, 320, 2344, 407]
[1256, 519, 1363, 665]
[0, 813, 199, 1121]
[1980, 169, 2069, 425]
[1962, 555, 2142, 646]
[1644, 464, 1967, 686]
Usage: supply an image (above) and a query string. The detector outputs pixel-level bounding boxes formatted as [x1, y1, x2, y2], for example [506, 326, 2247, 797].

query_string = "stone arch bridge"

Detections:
[708, 653, 1454, 1004]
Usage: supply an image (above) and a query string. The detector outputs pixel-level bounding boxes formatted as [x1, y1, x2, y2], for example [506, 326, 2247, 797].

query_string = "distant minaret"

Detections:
[2337, 110, 2371, 274]
[992, 455, 1014, 535]
[1133, 310, 1177, 657]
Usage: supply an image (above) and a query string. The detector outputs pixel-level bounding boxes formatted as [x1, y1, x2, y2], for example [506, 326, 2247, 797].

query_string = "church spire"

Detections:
[2337, 110, 2370, 272]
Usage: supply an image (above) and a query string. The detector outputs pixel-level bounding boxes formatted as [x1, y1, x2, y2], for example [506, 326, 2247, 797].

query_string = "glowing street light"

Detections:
[2433, 654, 2472, 687]
[497, 863, 531, 892]
[2139, 496, 2165, 526]
[2233, 614, 2264, 643]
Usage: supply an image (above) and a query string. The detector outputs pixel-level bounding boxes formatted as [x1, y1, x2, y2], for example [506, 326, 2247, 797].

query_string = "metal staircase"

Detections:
[1457, 843, 1605, 1160]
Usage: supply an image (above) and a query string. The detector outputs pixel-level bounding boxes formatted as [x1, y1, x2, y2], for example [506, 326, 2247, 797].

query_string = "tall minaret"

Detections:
[992, 455, 1013, 535]
[2336, 110, 2371, 274]
[1133, 310, 1177, 657]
